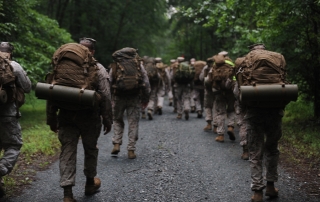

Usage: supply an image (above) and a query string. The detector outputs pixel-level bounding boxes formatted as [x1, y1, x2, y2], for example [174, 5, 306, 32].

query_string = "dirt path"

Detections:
[9, 102, 319, 202]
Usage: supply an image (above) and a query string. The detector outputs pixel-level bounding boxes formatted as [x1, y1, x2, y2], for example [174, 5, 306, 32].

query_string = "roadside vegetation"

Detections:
[1, 92, 60, 197]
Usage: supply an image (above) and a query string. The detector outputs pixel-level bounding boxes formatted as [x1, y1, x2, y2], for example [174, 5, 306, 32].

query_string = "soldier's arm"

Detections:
[96, 64, 113, 133]
[140, 64, 151, 104]
[11, 61, 32, 93]
[199, 65, 208, 82]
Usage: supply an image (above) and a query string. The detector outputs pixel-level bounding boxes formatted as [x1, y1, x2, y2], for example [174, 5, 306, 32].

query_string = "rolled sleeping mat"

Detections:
[35, 82, 98, 107]
[0, 89, 7, 104]
[240, 84, 298, 102]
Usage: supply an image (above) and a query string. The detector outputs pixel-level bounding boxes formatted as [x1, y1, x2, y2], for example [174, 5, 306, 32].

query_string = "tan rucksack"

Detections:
[0, 52, 15, 105]
[236, 49, 297, 108]
[111, 47, 143, 96]
[46, 43, 100, 110]
[145, 57, 160, 85]
[211, 54, 235, 91]
[193, 60, 206, 83]
[237, 49, 286, 86]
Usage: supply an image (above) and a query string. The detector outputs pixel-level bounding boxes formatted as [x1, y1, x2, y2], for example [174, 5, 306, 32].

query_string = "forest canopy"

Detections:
[1, 0, 320, 117]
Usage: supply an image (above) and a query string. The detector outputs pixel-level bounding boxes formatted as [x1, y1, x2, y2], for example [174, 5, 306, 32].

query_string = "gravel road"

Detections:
[10, 101, 319, 202]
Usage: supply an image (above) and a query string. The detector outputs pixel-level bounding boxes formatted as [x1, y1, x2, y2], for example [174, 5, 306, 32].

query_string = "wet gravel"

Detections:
[10, 102, 319, 202]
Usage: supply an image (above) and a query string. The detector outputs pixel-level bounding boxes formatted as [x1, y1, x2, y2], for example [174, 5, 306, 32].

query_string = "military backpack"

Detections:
[145, 57, 160, 85]
[210, 54, 235, 91]
[111, 47, 143, 96]
[173, 62, 195, 84]
[193, 60, 206, 85]
[0, 52, 15, 105]
[45, 43, 100, 110]
[236, 49, 297, 108]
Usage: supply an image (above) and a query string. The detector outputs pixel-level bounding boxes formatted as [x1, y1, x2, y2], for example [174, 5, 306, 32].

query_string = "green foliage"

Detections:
[19, 91, 61, 156]
[178, 0, 320, 117]
[35, 0, 169, 65]
[282, 97, 320, 159]
[0, 0, 73, 84]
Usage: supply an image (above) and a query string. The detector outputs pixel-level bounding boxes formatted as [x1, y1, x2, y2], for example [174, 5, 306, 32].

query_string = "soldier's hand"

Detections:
[50, 124, 58, 133]
[141, 102, 148, 110]
[103, 121, 112, 135]
[104, 126, 111, 135]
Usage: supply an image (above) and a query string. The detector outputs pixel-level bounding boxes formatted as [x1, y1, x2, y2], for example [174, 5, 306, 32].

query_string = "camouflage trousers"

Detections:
[174, 83, 191, 114]
[144, 85, 165, 114]
[191, 87, 204, 112]
[0, 117, 23, 176]
[245, 108, 283, 191]
[112, 96, 140, 151]
[237, 107, 247, 146]
[204, 89, 217, 126]
[57, 110, 102, 187]
[215, 91, 236, 135]
[171, 83, 177, 111]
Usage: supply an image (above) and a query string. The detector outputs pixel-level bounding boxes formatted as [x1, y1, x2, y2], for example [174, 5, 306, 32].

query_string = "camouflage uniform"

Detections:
[214, 90, 236, 135]
[0, 58, 31, 177]
[174, 82, 191, 115]
[47, 63, 112, 187]
[110, 64, 150, 151]
[165, 67, 173, 102]
[168, 60, 177, 111]
[199, 65, 218, 128]
[245, 108, 283, 191]
[145, 77, 165, 117]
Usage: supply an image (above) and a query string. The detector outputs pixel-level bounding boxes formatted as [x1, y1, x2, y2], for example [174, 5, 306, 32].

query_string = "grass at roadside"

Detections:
[281, 97, 320, 161]
[2, 91, 61, 197]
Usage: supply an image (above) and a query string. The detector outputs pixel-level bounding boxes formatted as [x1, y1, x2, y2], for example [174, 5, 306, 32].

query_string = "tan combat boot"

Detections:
[197, 110, 202, 118]
[63, 186, 76, 202]
[128, 150, 136, 159]
[85, 177, 101, 195]
[184, 110, 189, 120]
[141, 112, 146, 119]
[213, 125, 218, 134]
[265, 182, 279, 198]
[251, 190, 263, 202]
[111, 143, 120, 155]
[176, 114, 182, 119]
[191, 106, 196, 113]
[203, 121, 212, 131]
[215, 135, 224, 142]
[147, 109, 153, 120]
[227, 126, 236, 140]
[63, 197, 77, 202]
[241, 145, 249, 160]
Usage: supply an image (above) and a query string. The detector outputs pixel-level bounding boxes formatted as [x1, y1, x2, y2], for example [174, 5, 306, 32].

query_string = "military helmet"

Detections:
[79, 37, 96, 50]
[0, 42, 14, 53]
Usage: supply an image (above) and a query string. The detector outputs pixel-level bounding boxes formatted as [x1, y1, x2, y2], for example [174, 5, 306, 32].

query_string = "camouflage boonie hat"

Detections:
[206, 57, 214, 62]
[155, 57, 162, 62]
[177, 57, 184, 62]
[248, 43, 266, 50]
[0, 42, 14, 53]
[190, 58, 196, 65]
[218, 51, 228, 56]
[79, 37, 96, 50]
[170, 59, 176, 63]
